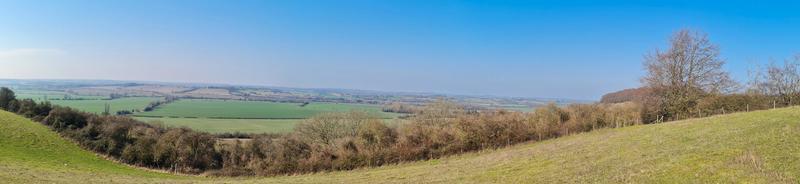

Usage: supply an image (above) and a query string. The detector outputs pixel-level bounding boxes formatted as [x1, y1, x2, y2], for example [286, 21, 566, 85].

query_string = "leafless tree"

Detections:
[749, 55, 800, 106]
[641, 29, 737, 120]
[642, 29, 737, 93]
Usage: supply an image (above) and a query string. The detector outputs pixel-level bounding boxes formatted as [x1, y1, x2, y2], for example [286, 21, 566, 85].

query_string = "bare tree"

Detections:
[749, 55, 800, 106]
[643, 29, 736, 93]
[641, 29, 737, 120]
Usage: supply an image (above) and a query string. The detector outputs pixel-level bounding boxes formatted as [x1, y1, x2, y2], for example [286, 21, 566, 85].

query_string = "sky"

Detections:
[1, 0, 799, 100]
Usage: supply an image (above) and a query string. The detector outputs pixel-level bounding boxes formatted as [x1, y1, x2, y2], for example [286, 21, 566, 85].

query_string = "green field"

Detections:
[135, 117, 406, 134]
[48, 97, 162, 114]
[135, 117, 300, 134]
[136, 99, 399, 119]
[2, 107, 800, 183]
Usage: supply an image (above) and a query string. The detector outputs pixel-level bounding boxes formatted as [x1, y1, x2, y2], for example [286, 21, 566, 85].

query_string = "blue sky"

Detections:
[1, 0, 799, 100]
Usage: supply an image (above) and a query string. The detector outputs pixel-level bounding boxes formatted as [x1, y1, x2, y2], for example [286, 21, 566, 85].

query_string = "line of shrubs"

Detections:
[212, 101, 644, 176]
[143, 96, 178, 112]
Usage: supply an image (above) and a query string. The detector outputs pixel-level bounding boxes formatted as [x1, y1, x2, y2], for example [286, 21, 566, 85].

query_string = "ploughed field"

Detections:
[2, 107, 799, 183]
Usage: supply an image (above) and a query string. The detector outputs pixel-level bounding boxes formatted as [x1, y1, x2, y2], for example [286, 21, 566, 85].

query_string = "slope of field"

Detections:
[136, 99, 399, 119]
[2, 107, 799, 183]
[0, 110, 180, 183]
[48, 97, 163, 114]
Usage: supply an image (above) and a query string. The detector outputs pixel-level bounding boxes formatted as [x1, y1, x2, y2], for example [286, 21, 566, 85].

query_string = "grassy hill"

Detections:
[1, 107, 799, 183]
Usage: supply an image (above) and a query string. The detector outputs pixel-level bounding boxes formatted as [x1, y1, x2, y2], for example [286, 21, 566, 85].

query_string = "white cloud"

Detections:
[0, 48, 67, 60]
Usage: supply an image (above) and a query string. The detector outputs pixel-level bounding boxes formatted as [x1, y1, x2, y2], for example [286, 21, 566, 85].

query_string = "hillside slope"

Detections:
[1, 108, 799, 183]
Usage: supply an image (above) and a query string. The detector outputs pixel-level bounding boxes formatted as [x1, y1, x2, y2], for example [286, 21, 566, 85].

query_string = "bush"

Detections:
[43, 106, 89, 131]
[0, 87, 15, 110]
[294, 111, 374, 145]
[530, 103, 569, 139]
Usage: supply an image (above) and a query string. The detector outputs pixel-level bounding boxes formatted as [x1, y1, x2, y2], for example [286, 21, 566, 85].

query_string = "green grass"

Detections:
[48, 97, 162, 114]
[136, 99, 399, 119]
[135, 117, 406, 134]
[135, 117, 300, 134]
[14, 89, 107, 101]
[0, 110, 180, 183]
[2, 107, 800, 183]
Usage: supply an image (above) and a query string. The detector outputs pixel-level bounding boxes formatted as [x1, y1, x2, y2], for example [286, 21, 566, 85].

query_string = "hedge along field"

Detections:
[136, 99, 400, 119]
[48, 97, 163, 114]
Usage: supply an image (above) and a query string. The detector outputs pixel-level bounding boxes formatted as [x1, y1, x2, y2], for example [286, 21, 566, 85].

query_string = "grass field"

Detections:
[2, 107, 799, 183]
[135, 117, 300, 134]
[136, 99, 399, 119]
[14, 89, 107, 101]
[48, 97, 163, 114]
[135, 117, 406, 134]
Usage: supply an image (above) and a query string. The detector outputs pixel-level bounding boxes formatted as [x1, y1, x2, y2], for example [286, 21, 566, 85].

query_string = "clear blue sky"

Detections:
[1, 0, 799, 100]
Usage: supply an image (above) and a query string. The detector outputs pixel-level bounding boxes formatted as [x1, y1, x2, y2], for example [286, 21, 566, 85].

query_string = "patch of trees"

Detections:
[298, 102, 310, 107]
[600, 87, 652, 104]
[116, 110, 133, 115]
[749, 56, 800, 106]
[109, 93, 123, 100]
[0, 87, 16, 110]
[382, 102, 419, 114]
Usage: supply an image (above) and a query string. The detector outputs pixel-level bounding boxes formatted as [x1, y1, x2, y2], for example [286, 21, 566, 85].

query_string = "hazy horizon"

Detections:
[2, 0, 799, 100]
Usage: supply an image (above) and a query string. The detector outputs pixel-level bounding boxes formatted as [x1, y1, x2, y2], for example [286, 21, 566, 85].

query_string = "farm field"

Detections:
[48, 97, 162, 114]
[2, 107, 799, 183]
[135, 117, 406, 134]
[136, 99, 400, 119]
[14, 89, 107, 101]
[135, 117, 300, 134]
